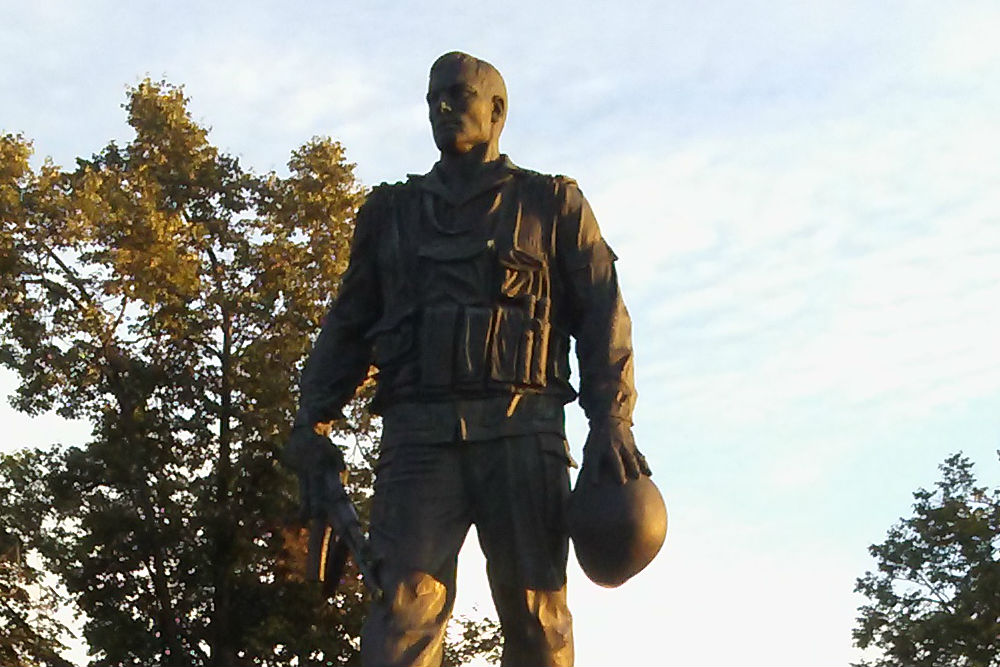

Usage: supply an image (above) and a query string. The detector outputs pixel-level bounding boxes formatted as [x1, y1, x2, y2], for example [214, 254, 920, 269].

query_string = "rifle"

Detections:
[306, 467, 384, 601]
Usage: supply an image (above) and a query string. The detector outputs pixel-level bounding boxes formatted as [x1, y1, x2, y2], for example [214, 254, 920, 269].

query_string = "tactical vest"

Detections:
[364, 170, 575, 410]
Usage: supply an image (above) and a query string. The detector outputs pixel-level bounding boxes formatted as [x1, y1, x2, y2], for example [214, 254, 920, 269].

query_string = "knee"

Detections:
[363, 572, 454, 667]
[525, 588, 573, 652]
[497, 587, 574, 666]
[386, 571, 452, 629]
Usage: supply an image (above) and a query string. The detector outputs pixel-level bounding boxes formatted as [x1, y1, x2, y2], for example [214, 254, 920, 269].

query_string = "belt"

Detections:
[381, 393, 566, 444]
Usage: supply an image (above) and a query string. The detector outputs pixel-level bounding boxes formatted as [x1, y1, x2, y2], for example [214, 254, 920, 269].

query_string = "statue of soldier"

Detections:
[285, 51, 651, 667]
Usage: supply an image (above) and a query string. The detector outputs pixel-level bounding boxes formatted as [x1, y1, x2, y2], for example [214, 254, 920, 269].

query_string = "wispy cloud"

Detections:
[586, 45, 1000, 430]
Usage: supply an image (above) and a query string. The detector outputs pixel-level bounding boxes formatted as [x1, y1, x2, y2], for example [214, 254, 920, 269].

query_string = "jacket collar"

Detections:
[412, 155, 518, 206]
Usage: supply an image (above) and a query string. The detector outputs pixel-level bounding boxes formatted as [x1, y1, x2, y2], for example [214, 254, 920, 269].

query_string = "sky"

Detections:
[3, 1, 1000, 664]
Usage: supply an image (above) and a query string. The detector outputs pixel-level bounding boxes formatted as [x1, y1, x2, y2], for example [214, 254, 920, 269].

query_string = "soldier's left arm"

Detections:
[554, 178, 652, 484]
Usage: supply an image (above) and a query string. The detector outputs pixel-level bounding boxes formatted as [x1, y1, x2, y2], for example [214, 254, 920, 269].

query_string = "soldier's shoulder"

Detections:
[360, 178, 418, 210]
[368, 178, 416, 197]
[510, 166, 582, 210]
[509, 163, 578, 189]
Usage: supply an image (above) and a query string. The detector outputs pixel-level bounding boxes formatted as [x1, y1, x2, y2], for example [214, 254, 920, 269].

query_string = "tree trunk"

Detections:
[211, 308, 236, 666]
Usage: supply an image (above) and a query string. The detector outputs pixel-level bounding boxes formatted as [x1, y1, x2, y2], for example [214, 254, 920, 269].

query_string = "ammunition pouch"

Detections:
[488, 297, 551, 386]
[409, 299, 558, 392]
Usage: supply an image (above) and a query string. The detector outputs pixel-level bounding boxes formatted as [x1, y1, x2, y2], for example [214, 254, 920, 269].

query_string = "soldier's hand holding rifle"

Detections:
[284, 422, 343, 520]
[283, 422, 384, 600]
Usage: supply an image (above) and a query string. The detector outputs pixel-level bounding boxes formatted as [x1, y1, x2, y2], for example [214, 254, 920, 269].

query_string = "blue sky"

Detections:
[4, 1, 1000, 664]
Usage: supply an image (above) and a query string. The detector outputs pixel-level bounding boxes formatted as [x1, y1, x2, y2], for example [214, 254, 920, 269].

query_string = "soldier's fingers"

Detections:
[622, 427, 636, 450]
[619, 446, 642, 481]
[609, 446, 628, 485]
[636, 450, 652, 477]
[586, 450, 611, 486]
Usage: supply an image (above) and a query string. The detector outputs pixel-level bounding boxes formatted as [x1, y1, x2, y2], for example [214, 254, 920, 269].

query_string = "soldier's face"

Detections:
[427, 61, 499, 155]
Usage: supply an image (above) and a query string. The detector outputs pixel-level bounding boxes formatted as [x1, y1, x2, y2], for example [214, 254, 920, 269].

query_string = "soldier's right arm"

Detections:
[296, 190, 384, 429]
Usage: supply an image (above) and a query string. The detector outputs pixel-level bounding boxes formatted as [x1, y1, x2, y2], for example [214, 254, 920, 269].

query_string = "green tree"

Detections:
[853, 452, 1000, 667]
[0, 450, 73, 667]
[0, 80, 499, 666]
[1, 79, 366, 666]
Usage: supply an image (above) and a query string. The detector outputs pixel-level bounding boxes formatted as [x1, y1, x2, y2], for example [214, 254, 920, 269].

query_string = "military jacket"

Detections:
[298, 156, 636, 441]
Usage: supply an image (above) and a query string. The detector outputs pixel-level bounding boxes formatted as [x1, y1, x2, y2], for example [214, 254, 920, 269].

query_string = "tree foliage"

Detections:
[0, 80, 499, 666]
[853, 452, 1000, 667]
[442, 614, 502, 667]
[0, 450, 73, 667]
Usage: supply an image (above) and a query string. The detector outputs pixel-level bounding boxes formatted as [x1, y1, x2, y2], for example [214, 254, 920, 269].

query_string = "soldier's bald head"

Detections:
[430, 52, 507, 132]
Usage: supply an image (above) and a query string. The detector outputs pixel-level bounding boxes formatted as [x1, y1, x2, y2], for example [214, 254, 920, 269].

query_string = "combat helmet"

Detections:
[567, 475, 667, 587]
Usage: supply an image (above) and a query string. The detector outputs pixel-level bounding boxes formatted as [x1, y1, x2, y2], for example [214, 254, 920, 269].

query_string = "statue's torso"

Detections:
[368, 162, 576, 444]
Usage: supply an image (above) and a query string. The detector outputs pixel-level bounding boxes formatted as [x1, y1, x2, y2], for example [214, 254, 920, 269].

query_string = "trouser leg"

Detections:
[361, 565, 457, 667]
[472, 434, 574, 667]
[361, 442, 471, 667]
[490, 582, 573, 667]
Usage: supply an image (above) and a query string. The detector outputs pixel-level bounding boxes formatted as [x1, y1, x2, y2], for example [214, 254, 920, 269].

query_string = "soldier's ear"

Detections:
[492, 95, 506, 124]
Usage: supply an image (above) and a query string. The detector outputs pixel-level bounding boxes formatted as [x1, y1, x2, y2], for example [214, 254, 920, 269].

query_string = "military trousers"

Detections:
[360, 432, 574, 667]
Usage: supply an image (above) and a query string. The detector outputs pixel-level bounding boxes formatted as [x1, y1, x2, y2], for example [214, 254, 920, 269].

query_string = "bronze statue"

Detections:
[285, 51, 654, 667]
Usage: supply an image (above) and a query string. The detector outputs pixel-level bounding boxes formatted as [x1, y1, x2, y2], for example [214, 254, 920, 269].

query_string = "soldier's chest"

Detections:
[413, 191, 497, 305]
[414, 185, 549, 306]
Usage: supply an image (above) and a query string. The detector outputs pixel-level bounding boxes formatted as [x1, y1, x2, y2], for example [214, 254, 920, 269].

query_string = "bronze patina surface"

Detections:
[285, 51, 652, 667]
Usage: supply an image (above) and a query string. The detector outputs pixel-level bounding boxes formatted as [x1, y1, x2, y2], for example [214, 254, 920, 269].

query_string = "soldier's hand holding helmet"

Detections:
[579, 417, 651, 486]
[571, 417, 665, 587]
[282, 422, 346, 520]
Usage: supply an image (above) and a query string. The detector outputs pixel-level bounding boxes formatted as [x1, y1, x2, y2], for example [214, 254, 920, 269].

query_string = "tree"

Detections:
[0, 449, 73, 667]
[0, 81, 500, 666]
[442, 614, 502, 667]
[1, 79, 366, 666]
[853, 452, 1000, 667]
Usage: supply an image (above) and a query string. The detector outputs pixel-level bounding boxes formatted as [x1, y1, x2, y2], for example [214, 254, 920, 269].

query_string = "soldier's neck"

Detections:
[436, 143, 502, 195]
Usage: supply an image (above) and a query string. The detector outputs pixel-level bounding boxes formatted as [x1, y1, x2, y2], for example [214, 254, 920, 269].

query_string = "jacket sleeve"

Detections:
[296, 190, 383, 426]
[554, 179, 637, 424]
